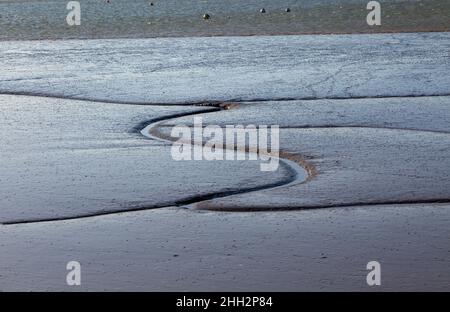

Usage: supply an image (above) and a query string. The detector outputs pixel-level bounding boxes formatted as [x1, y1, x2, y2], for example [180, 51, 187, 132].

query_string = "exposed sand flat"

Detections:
[0, 95, 295, 224]
[1, 205, 449, 291]
[0, 33, 449, 104]
[2, 94, 448, 290]
[163, 97, 450, 133]
[153, 97, 450, 211]
[1, 32, 449, 291]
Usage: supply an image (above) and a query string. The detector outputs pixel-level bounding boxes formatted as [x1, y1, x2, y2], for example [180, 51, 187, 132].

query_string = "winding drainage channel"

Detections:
[1, 100, 309, 225]
[3, 94, 450, 224]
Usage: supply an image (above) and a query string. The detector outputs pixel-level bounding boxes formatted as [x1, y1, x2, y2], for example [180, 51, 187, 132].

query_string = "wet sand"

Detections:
[0, 95, 295, 224]
[153, 97, 450, 211]
[1, 32, 449, 103]
[1, 32, 449, 290]
[1, 205, 449, 291]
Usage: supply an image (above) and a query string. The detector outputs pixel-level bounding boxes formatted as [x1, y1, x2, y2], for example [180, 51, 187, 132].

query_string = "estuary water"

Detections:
[0, 0, 448, 40]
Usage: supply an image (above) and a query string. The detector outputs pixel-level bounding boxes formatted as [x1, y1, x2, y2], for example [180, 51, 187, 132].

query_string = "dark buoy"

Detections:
[150, 2, 154, 6]
[286, 8, 291, 12]
[260, 8, 266, 13]
[203, 13, 210, 20]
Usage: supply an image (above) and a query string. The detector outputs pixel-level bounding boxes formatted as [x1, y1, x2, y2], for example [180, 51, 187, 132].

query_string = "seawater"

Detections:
[0, 0, 448, 40]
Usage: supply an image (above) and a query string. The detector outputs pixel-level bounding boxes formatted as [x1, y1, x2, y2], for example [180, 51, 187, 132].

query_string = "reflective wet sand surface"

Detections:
[0, 2, 449, 291]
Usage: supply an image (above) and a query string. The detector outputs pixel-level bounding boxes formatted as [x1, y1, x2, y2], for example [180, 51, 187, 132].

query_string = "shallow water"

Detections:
[0, 0, 448, 40]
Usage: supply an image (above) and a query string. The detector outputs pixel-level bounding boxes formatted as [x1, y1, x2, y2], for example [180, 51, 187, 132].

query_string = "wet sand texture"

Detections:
[0, 32, 449, 290]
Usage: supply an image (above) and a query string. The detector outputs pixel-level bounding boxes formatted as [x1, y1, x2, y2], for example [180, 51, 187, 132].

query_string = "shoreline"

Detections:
[1, 29, 449, 43]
